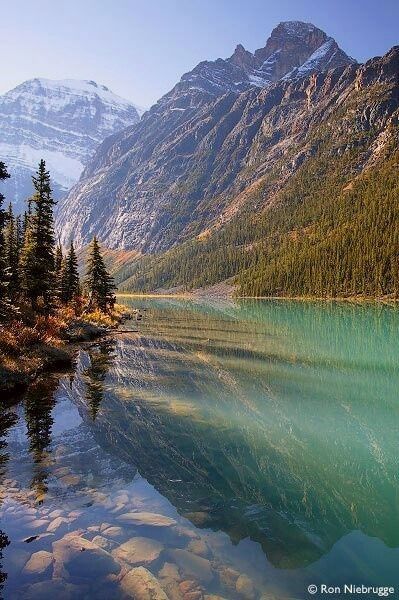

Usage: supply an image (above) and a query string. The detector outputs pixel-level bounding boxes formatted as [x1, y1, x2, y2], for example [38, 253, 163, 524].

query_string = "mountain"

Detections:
[57, 21, 355, 249]
[0, 78, 141, 213]
[113, 45, 399, 298]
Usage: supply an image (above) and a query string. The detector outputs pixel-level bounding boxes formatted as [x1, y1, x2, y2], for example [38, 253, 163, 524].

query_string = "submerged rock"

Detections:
[117, 511, 176, 527]
[169, 549, 213, 584]
[52, 533, 120, 579]
[187, 539, 210, 558]
[112, 536, 164, 566]
[59, 474, 81, 487]
[101, 525, 125, 540]
[91, 535, 118, 552]
[219, 566, 240, 589]
[120, 566, 168, 599]
[19, 579, 81, 600]
[22, 550, 53, 576]
[25, 519, 49, 530]
[236, 574, 256, 600]
[179, 579, 204, 598]
[158, 562, 180, 580]
[183, 512, 210, 526]
[47, 516, 69, 533]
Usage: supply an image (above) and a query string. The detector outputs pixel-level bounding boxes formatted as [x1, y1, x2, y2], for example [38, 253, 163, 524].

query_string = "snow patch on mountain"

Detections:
[0, 78, 141, 212]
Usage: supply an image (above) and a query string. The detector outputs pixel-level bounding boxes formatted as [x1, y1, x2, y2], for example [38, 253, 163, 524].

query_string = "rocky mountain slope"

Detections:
[114, 45, 399, 298]
[57, 21, 355, 249]
[0, 79, 141, 212]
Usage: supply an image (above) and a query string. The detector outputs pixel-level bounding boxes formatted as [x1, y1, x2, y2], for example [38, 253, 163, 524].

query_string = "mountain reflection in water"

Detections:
[1, 299, 398, 598]
[65, 300, 399, 573]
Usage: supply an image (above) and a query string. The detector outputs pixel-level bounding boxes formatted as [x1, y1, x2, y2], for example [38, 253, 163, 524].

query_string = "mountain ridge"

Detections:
[57, 21, 356, 249]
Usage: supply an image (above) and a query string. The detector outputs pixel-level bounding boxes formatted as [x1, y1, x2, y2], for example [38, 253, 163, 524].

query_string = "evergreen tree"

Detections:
[0, 162, 11, 321]
[60, 241, 80, 304]
[85, 236, 116, 312]
[54, 243, 63, 300]
[55, 243, 63, 277]
[20, 160, 56, 312]
[4, 203, 20, 300]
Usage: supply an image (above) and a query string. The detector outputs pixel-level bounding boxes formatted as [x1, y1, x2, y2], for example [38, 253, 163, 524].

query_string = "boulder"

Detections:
[52, 533, 120, 579]
[120, 566, 168, 599]
[112, 536, 164, 566]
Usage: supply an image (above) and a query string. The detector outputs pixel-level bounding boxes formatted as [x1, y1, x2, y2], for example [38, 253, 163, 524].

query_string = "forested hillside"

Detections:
[112, 44, 399, 299]
[115, 145, 399, 298]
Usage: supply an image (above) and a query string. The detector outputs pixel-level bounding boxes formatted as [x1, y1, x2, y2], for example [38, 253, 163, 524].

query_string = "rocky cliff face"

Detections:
[0, 79, 141, 213]
[57, 22, 355, 249]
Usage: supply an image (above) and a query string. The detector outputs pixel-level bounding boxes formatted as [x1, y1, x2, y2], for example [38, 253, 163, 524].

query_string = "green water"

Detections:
[1, 299, 398, 599]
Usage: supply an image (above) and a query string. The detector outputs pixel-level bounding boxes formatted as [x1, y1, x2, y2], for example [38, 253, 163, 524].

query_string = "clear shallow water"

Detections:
[1, 299, 399, 599]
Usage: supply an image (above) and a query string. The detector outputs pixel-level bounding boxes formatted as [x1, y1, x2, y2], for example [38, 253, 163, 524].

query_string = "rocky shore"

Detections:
[0, 310, 133, 397]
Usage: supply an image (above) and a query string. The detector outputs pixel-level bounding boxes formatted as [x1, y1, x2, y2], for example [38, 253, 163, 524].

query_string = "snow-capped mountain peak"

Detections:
[0, 78, 142, 211]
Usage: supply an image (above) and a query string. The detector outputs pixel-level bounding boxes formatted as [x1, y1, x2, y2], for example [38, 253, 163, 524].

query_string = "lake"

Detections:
[1, 299, 398, 599]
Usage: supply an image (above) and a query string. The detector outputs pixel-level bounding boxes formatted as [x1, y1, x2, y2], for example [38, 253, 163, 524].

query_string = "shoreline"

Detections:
[117, 292, 398, 305]
[0, 322, 110, 399]
[0, 308, 132, 398]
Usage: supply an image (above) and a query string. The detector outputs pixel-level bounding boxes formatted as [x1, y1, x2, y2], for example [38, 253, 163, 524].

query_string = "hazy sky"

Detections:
[2, 0, 398, 108]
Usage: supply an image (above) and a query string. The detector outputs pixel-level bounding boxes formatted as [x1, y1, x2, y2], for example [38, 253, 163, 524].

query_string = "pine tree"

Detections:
[0, 162, 11, 321]
[60, 241, 80, 304]
[85, 236, 116, 312]
[20, 160, 57, 312]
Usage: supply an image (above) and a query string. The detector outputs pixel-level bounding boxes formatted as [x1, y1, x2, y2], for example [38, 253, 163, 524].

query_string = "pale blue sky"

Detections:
[2, 0, 398, 107]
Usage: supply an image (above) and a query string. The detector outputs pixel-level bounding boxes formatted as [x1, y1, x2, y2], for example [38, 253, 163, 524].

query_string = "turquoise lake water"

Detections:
[0, 299, 398, 599]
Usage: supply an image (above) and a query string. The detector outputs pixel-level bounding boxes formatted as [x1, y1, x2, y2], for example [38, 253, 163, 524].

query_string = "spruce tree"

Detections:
[4, 204, 20, 300]
[60, 241, 80, 304]
[54, 243, 63, 300]
[85, 236, 116, 312]
[20, 160, 56, 312]
[0, 162, 11, 320]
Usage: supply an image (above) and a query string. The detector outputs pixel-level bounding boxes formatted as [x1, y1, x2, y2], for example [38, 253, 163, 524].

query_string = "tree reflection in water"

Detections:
[23, 376, 59, 503]
[0, 405, 17, 596]
[82, 339, 116, 421]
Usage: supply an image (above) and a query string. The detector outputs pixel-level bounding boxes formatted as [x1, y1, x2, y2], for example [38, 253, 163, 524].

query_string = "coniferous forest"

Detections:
[0, 159, 117, 389]
[115, 147, 399, 299]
